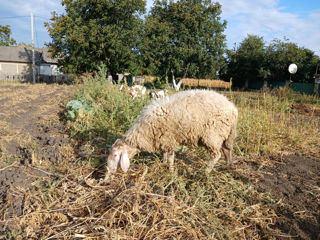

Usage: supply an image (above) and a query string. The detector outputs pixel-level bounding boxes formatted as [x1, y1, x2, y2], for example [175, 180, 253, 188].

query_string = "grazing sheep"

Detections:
[119, 84, 146, 99]
[107, 90, 238, 176]
[149, 90, 167, 99]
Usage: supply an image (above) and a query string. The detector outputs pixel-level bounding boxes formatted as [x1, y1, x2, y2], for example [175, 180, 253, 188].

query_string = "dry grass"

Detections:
[0, 83, 72, 120]
[14, 155, 278, 239]
[226, 90, 320, 158]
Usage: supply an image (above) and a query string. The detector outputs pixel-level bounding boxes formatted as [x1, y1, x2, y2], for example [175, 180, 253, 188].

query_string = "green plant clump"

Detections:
[70, 74, 150, 145]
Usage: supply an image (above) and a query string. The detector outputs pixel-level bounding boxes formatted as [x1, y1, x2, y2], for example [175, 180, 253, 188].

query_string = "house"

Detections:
[0, 46, 65, 83]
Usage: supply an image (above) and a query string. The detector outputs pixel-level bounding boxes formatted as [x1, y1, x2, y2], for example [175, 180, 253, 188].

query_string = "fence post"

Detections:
[314, 83, 319, 96]
[314, 81, 320, 96]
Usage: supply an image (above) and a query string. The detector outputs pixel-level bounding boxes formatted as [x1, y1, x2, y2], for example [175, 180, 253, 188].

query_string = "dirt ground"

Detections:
[0, 84, 74, 229]
[235, 155, 320, 240]
[0, 84, 319, 239]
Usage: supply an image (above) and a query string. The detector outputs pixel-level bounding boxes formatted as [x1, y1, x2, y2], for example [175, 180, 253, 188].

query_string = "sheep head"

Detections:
[107, 139, 138, 174]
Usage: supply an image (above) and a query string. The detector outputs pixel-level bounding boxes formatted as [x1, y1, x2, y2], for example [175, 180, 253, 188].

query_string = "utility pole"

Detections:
[31, 12, 36, 84]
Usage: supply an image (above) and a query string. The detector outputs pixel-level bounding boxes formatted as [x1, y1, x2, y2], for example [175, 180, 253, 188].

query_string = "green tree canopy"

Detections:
[0, 25, 17, 46]
[45, 0, 146, 75]
[266, 38, 320, 83]
[140, 0, 227, 81]
[224, 36, 320, 87]
[226, 35, 266, 88]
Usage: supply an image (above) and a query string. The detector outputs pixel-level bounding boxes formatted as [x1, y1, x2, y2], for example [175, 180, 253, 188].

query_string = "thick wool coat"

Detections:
[122, 90, 238, 154]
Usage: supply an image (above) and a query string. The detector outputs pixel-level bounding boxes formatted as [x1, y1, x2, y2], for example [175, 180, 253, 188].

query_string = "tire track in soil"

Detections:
[0, 84, 74, 232]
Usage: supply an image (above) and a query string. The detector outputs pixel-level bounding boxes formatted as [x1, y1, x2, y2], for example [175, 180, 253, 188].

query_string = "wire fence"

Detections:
[0, 73, 32, 82]
[0, 73, 71, 84]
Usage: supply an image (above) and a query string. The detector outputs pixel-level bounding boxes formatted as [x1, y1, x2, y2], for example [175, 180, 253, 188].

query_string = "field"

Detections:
[0, 78, 319, 239]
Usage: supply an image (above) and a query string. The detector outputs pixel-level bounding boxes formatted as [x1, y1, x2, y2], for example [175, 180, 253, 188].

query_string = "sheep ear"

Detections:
[120, 151, 130, 172]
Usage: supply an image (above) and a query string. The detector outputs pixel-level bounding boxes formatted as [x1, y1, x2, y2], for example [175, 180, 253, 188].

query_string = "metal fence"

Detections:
[248, 80, 319, 95]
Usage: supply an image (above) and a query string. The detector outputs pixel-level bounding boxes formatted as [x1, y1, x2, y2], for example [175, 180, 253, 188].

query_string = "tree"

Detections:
[45, 0, 146, 75]
[297, 48, 320, 83]
[140, 0, 227, 83]
[224, 36, 320, 88]
[225, 35, 266, 89]
[266, 38, 320, 83]
[0, 25, 16, 46]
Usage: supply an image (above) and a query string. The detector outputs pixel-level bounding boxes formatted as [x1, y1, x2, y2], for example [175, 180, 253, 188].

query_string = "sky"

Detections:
[0, 0, 319, 55]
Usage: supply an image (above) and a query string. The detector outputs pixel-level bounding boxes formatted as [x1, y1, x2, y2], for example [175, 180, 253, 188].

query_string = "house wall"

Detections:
[0, 62, 34, 82]
[0, 62, 32, 75]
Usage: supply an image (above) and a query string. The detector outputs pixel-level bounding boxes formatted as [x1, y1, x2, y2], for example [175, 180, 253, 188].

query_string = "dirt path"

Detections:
[0, 84, 74, 229]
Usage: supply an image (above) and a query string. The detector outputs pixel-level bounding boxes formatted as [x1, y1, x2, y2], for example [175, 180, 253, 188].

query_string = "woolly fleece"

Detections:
[122, 90, 238, 156]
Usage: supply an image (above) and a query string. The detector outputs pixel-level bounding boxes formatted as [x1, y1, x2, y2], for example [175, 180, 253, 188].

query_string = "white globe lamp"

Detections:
[288, 64, 298, 74]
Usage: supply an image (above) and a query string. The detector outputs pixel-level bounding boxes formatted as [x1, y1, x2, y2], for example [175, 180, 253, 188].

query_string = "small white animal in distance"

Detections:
[119, 84, 146, 99]
[150, 90, 167, 99]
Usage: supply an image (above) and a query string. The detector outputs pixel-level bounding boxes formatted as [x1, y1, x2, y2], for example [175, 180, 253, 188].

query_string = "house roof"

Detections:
[0, 46, 58, 64]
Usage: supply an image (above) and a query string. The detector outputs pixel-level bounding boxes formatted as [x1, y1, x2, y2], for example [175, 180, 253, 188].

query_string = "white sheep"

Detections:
[149, 89, 167, 99]
[106, 90, 238, 177]
[119, 84, 146, 99]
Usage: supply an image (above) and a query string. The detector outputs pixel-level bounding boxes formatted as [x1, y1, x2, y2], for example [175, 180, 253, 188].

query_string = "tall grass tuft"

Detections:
[229, 90, 320, 157]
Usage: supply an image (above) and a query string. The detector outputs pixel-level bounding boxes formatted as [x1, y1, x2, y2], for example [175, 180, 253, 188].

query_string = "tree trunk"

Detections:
[165, 69, 169, 87]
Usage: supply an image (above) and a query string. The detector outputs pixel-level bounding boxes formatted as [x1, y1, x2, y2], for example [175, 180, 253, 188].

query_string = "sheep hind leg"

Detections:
[163, 151, 175, 172]
[222, 142, 233, 166]
[222, 125, 236, 166]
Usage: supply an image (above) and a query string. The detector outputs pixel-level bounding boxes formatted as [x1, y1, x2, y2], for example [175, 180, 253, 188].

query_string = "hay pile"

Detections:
[182, 79, 231, 89]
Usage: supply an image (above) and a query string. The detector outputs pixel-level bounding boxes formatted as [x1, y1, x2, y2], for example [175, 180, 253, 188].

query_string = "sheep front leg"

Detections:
[206, 150, 221, 173]
[163, 151, 175, 172]
[201, 135, 223, 173]
[163, 152, 168, 164]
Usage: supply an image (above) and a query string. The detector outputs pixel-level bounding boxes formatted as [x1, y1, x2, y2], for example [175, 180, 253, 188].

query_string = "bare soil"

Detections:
[0, 84, 74, 231]
[0, 84, 319, 239]
[292, 103, 320, 117]
[235, 155, 320, 240]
